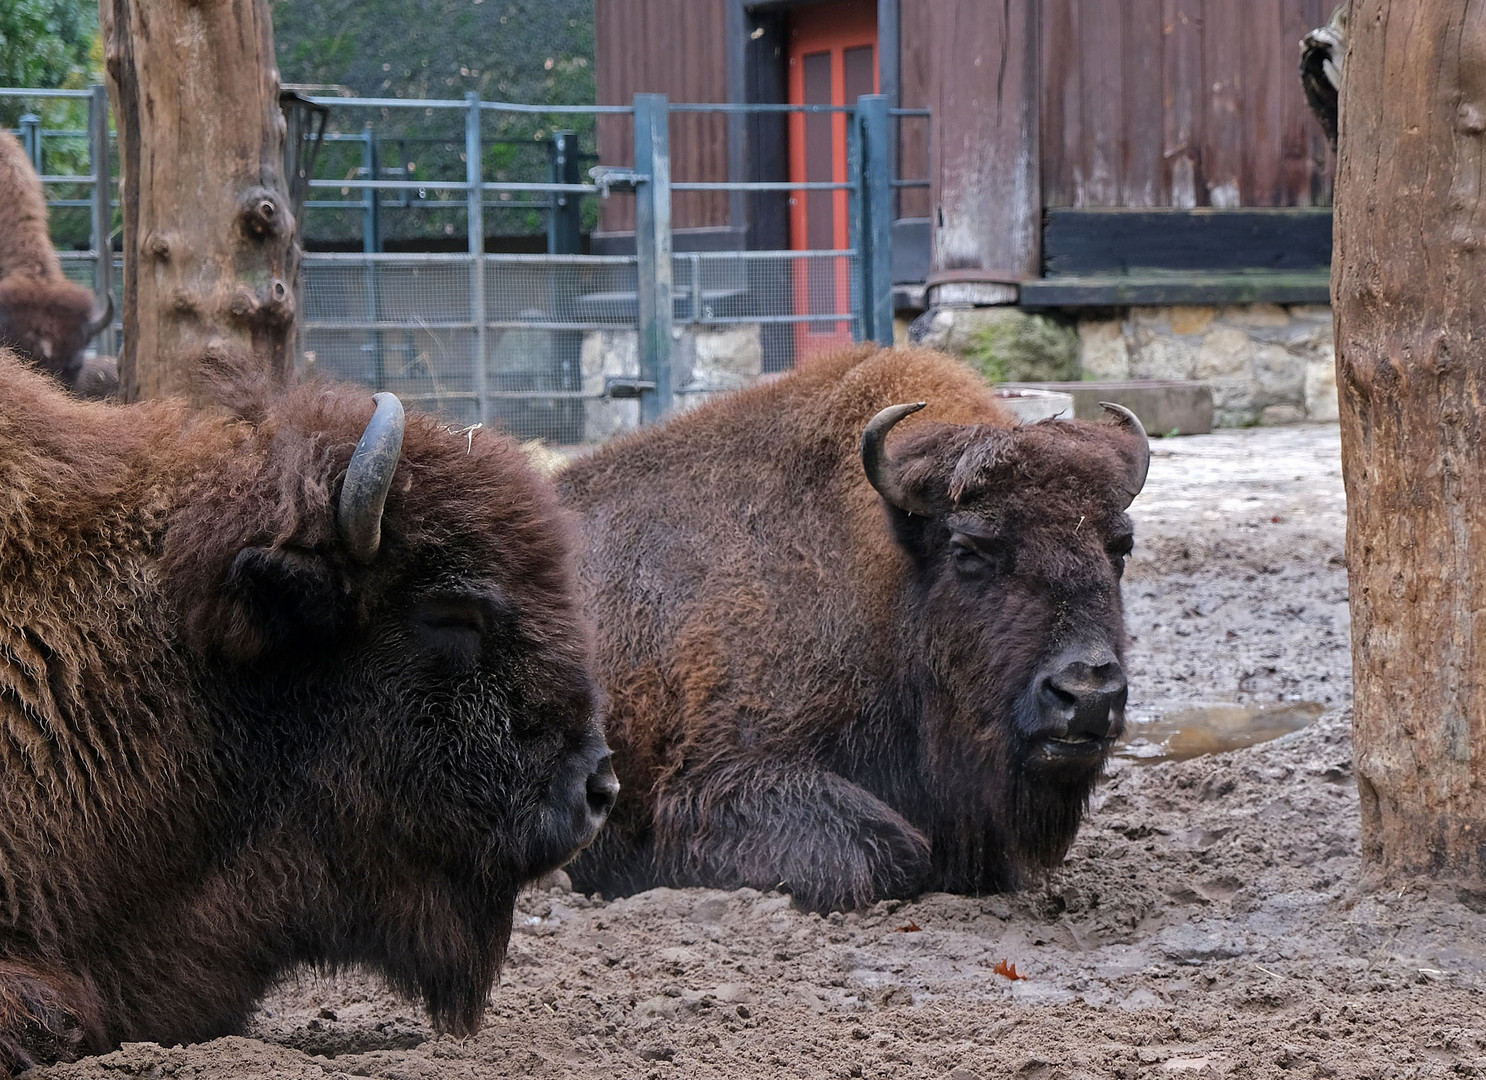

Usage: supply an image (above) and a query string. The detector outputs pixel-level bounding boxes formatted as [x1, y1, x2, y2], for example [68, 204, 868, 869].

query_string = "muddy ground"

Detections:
[35, 423, 1486, 1080]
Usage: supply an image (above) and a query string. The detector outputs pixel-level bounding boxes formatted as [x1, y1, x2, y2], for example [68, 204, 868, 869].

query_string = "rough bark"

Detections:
[100, 0, 298, 402]
[1334, 0, 1486, 882]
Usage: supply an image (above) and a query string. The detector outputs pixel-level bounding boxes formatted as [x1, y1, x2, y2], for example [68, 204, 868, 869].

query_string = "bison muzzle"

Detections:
[0, 349, 612, 1072]
[562, 346, 1147, 913]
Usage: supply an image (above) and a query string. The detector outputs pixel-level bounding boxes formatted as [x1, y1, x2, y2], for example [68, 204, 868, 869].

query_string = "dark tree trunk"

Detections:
[101, 0, 298, 403]
[1334, 0, 1486, 882]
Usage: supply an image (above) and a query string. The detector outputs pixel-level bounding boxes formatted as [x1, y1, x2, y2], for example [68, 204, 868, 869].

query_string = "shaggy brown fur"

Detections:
[0, 133, 109, 392]
[562, 346, 1146, 913]
[0, 133, 63, 281]
[0, 348, 609, 1072]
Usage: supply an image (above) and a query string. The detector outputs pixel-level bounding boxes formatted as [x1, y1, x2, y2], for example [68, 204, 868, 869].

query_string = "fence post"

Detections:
[633, 93, 673, 424]
[18, 114, 41, 170]
[549, 130, 581, 255]
[465, 91, 489, 427]
[856, 94, 894, 346]
[361, 127, 386, 385]
[88, 85, 115, 357]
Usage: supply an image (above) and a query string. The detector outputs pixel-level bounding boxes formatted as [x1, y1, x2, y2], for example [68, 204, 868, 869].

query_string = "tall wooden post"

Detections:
[100, 0, 299, 402]
[1334, 0, 1486, 883]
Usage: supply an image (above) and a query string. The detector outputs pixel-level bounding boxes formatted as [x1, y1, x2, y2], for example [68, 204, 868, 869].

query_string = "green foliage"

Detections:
[961, 312, 1080, 385]
[0, 0, 98, 116]
[0, 1, 104, 251]
[272, 0, 596, 246]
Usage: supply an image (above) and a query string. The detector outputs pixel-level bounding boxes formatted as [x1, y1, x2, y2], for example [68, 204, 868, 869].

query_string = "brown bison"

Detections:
[0, 348, 615, 1072]
[561, 346, 1147, 913]
[0, 132, 112, 394]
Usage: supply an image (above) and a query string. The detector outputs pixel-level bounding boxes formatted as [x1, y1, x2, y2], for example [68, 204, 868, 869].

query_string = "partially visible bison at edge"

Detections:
[562, 346, 1147, 913]
[0, 131, 113, 396]
[0, 348, 615, 1072]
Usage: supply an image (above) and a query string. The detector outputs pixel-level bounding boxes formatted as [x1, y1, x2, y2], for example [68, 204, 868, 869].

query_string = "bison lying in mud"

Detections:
[0, 349, 614, 1072]
[562, 346, 1147, 913]
[0, 132, 112, 395]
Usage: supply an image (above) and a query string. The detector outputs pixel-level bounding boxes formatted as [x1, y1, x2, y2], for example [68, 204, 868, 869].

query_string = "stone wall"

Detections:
[1078, 304, 1337, 426]
[581, 322, 764, 441]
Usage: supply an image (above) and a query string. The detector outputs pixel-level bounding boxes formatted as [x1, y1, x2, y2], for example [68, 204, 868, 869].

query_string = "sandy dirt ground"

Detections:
[33, 423, 1486, 1080]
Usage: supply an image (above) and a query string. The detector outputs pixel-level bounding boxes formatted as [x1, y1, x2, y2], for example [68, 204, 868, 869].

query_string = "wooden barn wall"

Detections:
[900, 0, 1042, 279]
[1039, 0, 1336, 209]
[595, 0, 730, 234]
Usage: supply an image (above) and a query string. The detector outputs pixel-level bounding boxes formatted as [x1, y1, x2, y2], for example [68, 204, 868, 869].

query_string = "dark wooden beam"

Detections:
[1042, 208, 1333, 275]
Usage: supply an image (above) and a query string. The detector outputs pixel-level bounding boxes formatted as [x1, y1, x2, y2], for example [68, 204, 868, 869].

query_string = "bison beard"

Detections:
[562, 346, 1147, 913]
[0, 349, 613, 1072]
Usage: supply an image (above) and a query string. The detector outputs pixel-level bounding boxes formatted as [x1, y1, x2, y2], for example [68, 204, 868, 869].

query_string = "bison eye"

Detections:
[949, 531, 1011, 577]
[413, 598, 490, 666]
[1107, 533, 1135, 574]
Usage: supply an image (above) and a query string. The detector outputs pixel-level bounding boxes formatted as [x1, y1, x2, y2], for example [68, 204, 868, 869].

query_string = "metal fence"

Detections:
[4, 86, 921, 447]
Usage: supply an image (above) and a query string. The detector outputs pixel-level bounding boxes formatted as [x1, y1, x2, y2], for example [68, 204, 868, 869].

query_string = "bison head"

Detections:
[159, 385, 614, 1036]
[0, 275, 112, 390]
[862, 402, 1148, 892]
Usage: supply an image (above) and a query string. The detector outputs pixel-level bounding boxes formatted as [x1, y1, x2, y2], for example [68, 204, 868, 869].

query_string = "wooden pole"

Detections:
[1334, 0, 1486, 883]
[101, 0, 299, 402]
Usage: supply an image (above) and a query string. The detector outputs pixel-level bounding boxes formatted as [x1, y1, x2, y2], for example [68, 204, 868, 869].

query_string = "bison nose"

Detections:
[586, 754, 620, 826]
[1039, 660, 1128, 744]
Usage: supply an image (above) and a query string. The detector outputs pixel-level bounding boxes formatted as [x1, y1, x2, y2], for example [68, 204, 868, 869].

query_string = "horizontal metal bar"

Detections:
[37, 175, 97, 185]
[0, 87, 92, 99]
[681, 248, 854, 260]
[305, 95, 470, 109]
[687, 313, 855, 326]
[303, 252, 637, 265]
[672, 180, 852, 192]
[668, 102, 855, 114]
[481, 101, 633, 115]
[309, 178, 468, 192]
[480, 389, 599, 399]
[481, 181, 598, 194]
[305, 199, 555, 211]
[891, 180, 931, 189]
[305, 319, 640, 333]
[304, 320, 476, 331]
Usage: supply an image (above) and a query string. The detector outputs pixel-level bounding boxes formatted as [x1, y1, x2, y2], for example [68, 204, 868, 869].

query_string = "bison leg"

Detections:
[0, 962, 102, 1073]
[654, 767, 931, 913]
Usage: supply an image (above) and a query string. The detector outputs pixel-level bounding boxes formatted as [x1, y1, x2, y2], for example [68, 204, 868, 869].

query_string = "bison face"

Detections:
[863, 404, 1148, 887]
[161, 390, 612, 1032]
[0, 276, 111, 390]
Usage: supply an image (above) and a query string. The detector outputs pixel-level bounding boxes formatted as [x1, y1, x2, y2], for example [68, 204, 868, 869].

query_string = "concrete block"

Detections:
[1003, 380, 1214, 436]
[994, 387, 1074, 423]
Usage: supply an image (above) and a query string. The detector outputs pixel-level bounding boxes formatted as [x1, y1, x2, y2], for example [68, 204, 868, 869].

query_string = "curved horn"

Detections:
[338, 392, 406, 564]
[861, 401, 933, 515]
[1099, 401, 1150, 504]
[83, 292, 113, 340]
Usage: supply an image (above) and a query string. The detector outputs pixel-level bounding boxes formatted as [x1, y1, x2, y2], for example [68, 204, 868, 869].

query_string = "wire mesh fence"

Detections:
[6, 86, 920, 448]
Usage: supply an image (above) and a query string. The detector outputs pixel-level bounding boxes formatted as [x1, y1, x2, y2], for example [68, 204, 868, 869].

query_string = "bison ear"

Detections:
[208, 545, 352, 661]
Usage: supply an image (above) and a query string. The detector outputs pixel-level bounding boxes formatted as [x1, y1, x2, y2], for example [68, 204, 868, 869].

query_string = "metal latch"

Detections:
[605, 376, 657, 399]
[589, 166, 646, 198]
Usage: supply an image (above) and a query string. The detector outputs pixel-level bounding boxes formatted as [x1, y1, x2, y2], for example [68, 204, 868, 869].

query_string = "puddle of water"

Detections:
[1117, 701, 1325, 764]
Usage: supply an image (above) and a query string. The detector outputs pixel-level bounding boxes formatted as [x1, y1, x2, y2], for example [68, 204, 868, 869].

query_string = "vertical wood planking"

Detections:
[927, 0, 1040, 277]
[1123, 0, 1166, 206]
[1242, 0, 1285, 206]
[1202, 0, 1245, 206]
[594, 0, 727, 235]
[897, 1, 933, 219]
[1161, 0, 1204, 207]
[1079, 4, 1123, 206]
[1039, 0, 1080, 209]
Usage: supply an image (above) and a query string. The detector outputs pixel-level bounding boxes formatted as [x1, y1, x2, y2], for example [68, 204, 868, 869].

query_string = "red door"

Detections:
[787, 0, 878, 362]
